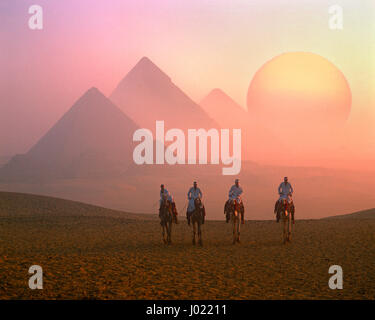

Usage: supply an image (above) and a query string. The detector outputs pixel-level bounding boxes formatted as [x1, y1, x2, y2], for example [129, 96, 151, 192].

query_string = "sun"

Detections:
[247, 52, 352, 124]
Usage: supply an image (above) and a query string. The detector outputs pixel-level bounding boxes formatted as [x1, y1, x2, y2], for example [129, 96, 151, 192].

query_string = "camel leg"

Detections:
[283, 216, 288, 244]
[198, 222, 203, 246]
[290, 214, 293, 241]
[287, 214, 292, 242]
[234, 218, 237, 244]
[168, 221, 172, 244]
[192, 221, 196, 245]
[162, 224, 167, 244]
[166, 222, 169, 244]
[232, 215, 236, 245]
[165, 224, 168, 244]
[237, 218, 241, 243]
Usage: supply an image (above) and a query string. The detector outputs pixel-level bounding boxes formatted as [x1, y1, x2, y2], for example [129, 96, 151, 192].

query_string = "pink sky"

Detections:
[1, 0, 374, 170]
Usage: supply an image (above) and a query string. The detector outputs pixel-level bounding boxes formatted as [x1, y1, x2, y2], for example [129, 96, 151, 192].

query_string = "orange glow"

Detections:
[247, 52, 352, 123]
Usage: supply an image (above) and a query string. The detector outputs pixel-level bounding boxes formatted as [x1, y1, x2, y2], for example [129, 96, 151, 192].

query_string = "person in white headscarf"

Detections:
[229, 179, 243, 201]
[278, 177, 293, 201]
[226, 179, 245, 224]
[187, 181, 203, 225]
[274, 177, 294, 223]
[159, 184, 178, 223]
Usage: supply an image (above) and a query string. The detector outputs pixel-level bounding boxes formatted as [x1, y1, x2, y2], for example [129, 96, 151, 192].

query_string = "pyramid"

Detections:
[0, 87, 139, 181]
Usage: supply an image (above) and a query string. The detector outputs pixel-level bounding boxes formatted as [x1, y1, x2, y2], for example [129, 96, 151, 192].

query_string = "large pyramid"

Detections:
[110, 57, 218, 130]
[0, 87, 138, 181]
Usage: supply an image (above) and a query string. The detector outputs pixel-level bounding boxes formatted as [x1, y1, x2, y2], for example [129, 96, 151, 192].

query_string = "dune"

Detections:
[0, 191, 155, 220]
[323, 208, 375, 220]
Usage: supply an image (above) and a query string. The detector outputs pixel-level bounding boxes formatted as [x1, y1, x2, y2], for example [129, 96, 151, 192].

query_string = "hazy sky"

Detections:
[1, 0, 374, 160]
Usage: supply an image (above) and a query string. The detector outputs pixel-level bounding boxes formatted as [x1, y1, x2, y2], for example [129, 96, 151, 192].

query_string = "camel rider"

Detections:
[278, 177, 294, 200]
[274, 177, 294, 220]
[187, 181, 204, 225]
[227, 179, 245, 224]
[159, 184, 178, 223]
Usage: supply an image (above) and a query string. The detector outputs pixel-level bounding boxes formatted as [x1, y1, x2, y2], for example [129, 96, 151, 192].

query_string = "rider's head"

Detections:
[284, 177, 288, 183]
[193, 181, 197, 188]
[160, 184, 164, 190]
[235, 179, 239, 187]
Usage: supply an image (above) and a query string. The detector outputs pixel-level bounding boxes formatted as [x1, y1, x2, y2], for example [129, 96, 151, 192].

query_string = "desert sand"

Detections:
[0, 192, 374, 300]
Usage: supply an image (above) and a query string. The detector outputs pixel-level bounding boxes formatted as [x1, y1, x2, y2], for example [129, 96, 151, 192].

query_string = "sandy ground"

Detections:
[0, 214, 374, 299]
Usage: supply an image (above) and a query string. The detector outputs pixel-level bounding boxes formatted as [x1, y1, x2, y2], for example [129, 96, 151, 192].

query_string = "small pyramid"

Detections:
[200, 88, 248, 128]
